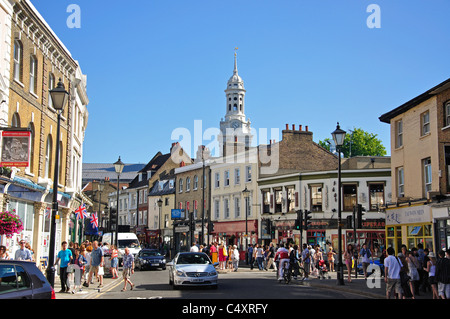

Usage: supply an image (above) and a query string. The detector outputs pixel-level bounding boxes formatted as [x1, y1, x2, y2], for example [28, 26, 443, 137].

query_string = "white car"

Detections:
[167, 252, 219, 289]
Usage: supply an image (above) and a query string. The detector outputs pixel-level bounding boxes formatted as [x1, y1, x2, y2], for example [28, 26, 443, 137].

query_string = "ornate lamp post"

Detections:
[157, 198, 163, 245]
[242, 186, 250, 263]
[46, 79, 69, 288]
[113, 157, 125, 248]
[332, 122, 346, 286]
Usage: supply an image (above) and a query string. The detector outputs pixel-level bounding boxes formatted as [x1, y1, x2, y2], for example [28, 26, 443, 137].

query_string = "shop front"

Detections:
[212, 220, 258, 260]
[385, 204, 434, 254]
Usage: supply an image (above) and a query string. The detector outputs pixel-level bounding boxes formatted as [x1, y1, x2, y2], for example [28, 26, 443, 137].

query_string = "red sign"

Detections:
[1, 131, 31, 167]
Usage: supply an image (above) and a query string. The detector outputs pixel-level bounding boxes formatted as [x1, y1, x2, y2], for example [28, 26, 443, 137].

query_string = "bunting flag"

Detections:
[44, 207, 51, 219]
[90, 212, 98, 229]
[74, 203, 88, 220]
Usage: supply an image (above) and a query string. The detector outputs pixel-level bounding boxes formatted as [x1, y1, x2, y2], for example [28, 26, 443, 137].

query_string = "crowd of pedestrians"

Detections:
[384, 244, 450, 299]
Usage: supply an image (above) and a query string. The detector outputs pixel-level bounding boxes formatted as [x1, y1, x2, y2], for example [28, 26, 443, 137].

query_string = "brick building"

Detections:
[379, 77, 450, 252]
[0, 0, 89, 265]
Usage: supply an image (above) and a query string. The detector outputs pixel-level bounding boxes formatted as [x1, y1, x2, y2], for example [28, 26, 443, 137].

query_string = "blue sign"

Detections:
[171, 209, 185, 220]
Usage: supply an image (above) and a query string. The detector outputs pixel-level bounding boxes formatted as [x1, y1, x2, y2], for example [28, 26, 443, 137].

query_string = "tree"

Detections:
[318, 128, 387, 158]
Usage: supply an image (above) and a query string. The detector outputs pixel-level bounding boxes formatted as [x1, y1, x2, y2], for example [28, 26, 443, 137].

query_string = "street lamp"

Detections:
[97, 181, 105, 233]
[46, 79, 69, 288]
[331, 122, 346, 286]
[242, 186, 250, 263]
[157, 198, 163, 245]
[114, 157, 125, 248]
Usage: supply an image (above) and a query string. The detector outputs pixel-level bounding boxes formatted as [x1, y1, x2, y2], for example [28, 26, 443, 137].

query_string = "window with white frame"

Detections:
[13, 40, 22, 82]
[246, 165, 252, 182]
[423, 157, 432, 194]
[29, 56, 37, 95]
[48, 73, 55, 108]
[224, 170, 230, 186]
[446, 101, 450, 127]
[421, 111, 430, 136]
[179, 178, 183, 193]
[224, 198, 229, 219]
[396, 120, 403, 148]
[234, 197, 240, 218]
[186, 177, 191, 191]
[397, 167, 405, 198]
[193, 175, 198, 190]
[214, 200, 220, 219]
[215, 172, 220, 188]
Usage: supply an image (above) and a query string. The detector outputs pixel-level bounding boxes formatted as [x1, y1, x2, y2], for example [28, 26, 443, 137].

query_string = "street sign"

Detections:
[171, 209, 185, 220]
[175, 226, 189, 233]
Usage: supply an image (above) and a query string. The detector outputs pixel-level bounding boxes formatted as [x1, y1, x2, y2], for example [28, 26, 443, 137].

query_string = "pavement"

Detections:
[53, 263, 434, 300]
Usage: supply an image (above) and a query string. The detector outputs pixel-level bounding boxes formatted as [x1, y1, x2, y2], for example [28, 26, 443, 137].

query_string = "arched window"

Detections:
[45, 135, 52, 178]
[48, 73, 55, 107]
[13, 40, 23, 82]
[29, 55, 37, 94]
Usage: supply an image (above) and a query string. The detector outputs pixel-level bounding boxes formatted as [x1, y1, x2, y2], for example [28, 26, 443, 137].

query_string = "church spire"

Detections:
[234, 47, 238, 75]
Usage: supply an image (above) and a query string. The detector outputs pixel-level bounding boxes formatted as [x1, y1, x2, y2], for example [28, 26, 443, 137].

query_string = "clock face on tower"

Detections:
[231, 121, 240, 129]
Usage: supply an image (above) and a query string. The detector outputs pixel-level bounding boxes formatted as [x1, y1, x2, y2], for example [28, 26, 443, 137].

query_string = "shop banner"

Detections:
[1, 130, 31, 167]
[386, 204, 431, 225]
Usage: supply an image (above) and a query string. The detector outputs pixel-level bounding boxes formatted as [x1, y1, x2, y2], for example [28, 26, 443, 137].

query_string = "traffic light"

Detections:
[294, 210, 302, 231]
[304, 210, 312, 230]
[208, 221, 215, 233]
[357, 204, 365, 228]
[270, 221, 275, 236]
[189, 212, 195, 233]
[346, 215, 353, 229]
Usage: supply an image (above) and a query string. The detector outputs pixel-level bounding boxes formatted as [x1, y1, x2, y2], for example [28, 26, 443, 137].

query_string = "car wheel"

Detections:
[162, 266, 166, 270]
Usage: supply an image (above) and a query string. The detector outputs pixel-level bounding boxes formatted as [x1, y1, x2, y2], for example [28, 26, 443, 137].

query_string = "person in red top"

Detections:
[275, 243, 290, 281]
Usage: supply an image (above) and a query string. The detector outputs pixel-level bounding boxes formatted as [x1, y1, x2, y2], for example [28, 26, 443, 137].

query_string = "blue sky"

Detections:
[33, 0, 450, 164]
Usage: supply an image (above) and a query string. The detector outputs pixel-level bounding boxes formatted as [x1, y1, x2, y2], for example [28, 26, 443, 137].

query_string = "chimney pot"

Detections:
[299, 125, 302, 131]
[292, 124, 295, 131]
[285, 124, 289, 130]
[305, 126, 309, 132]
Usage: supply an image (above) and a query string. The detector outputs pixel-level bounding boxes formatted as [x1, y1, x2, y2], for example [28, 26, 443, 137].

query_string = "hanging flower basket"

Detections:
[0, 211, 24, 238]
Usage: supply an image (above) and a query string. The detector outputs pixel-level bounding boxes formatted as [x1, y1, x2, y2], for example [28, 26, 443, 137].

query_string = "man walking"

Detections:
[14, 240, 33, 261]
[85, 240, 104, 288]
[265, 242, 277, 271]
[122, 247, 135, 292]
[54, 241, 73, 293]
[384, 247, 403, 299]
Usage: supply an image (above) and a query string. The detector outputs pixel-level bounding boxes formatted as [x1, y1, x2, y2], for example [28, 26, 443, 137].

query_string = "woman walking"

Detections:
[110, 245, 119, 279]
[424, 252, 438, 299]
[344, 244, 354, 282]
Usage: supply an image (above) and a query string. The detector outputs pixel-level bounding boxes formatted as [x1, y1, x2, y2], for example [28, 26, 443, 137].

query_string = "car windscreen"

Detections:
[141, 251, 161, 257]
[177, 254, 210, 265]
[118, 239, 139, 249]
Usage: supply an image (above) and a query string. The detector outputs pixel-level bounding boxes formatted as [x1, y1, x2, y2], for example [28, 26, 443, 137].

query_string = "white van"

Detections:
[102, 232, 141, 263]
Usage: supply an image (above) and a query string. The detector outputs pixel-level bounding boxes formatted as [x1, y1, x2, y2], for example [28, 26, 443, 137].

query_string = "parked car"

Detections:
[135, 249, 166, 271]
[167, 252, 219, 289]
[357, 257, 385, 277]
[0, 260, 55, 299]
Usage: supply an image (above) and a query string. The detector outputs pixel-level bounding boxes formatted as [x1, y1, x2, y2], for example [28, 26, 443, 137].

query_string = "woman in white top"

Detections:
[406, 251, 420, 299]
[424, 252, 438, 299]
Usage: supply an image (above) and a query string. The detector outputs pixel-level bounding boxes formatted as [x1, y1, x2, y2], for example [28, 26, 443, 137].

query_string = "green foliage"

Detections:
[318, 128, 387, 158]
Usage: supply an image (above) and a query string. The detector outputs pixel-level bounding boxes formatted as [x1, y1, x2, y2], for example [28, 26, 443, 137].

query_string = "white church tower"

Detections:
[219, 49, 253, 157]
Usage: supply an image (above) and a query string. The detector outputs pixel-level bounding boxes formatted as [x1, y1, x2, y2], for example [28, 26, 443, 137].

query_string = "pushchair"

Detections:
[318, 260, 331, 280]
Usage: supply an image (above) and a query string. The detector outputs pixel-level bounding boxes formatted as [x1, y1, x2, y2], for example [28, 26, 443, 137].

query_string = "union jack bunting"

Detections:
[90, 212, 98, 229]
[44, 207, 51, 219]
[74, 203, 88, 220]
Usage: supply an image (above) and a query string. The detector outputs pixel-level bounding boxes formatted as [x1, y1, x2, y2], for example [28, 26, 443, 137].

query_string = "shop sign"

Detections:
[171, 209, 185, 220]
[386, 205, 431, 225]
[1, 130, 31, 167]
